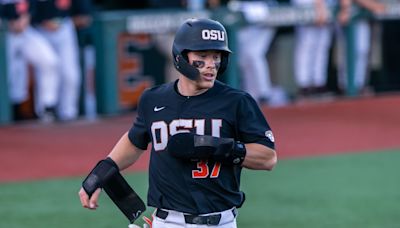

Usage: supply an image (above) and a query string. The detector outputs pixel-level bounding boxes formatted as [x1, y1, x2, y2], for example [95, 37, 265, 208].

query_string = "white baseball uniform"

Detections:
[6, 25, 59, 117]
[35, 18, 81, 121]
[236, 1, 276, 103]
[292, 0, 334, 89]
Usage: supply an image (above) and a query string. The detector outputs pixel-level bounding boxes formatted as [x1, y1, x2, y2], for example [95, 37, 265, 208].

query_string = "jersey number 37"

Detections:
[151, 119, 223, 179]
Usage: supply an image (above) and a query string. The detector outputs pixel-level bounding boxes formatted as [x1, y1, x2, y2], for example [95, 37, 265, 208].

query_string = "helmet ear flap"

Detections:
[173, 46, 200, 81]
[218, 52, 229, 76]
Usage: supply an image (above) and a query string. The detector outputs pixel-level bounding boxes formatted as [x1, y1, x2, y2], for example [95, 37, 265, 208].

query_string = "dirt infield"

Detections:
[1, 95, 399, 182]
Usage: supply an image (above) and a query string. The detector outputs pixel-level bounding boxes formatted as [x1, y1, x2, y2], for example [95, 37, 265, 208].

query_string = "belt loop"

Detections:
[156, 209, 169, 219]
[232, 207, 238, 218]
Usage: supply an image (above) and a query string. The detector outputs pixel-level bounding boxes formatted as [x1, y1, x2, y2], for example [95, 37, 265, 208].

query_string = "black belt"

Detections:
[155, 208, 237, 226]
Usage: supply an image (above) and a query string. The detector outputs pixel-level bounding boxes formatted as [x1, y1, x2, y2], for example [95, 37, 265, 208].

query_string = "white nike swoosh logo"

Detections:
[154, 106, 165, 112]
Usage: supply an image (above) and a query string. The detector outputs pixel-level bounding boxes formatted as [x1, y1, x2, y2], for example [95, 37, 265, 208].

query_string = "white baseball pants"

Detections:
[6, 26, 59, 117]
[152, 208, 238, 228]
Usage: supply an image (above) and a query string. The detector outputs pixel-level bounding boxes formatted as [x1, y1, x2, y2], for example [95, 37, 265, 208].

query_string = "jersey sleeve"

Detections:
[236, 93, 275, 149]
[128, 91, 151, 150]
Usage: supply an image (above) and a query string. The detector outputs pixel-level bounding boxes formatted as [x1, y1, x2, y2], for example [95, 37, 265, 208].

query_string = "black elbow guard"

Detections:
[82, 157, 119, 198]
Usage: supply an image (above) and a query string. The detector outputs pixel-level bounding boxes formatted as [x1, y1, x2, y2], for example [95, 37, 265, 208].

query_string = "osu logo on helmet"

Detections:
[201, 29, 225, 41]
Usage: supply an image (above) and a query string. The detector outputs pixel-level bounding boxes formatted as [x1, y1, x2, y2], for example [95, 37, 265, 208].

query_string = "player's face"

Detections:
[187, 50, 221, 89]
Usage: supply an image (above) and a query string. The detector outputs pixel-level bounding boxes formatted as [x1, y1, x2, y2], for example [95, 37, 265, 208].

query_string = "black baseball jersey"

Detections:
[128, 80, 275, 214]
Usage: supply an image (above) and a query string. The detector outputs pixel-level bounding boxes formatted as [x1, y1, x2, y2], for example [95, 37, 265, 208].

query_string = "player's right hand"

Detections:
[78, 187, 101, 210]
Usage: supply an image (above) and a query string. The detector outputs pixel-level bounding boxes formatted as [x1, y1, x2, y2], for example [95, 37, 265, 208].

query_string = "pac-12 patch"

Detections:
[265, 130, 275, 142]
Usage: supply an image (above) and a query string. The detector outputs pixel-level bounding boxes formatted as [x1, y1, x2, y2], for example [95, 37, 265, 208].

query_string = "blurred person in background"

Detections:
[207, 0, 230, 8]
[231, 0, 277, 105]
[379, 2, 400, 92]
[148, 0, 187, 83]
[30, 0, 91, 122]
[1, 0, 59, 122]
[71, 0, 95, 120]
[90, 0, 148, 10]
[292, 0, 333, 99]
[335, 0, 385, 95]
[71, 0, 92, 30]
[148, 0, 185, 9]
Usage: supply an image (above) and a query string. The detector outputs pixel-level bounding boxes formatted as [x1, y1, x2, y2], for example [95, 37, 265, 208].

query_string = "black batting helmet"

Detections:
[172, 18, 232, 80]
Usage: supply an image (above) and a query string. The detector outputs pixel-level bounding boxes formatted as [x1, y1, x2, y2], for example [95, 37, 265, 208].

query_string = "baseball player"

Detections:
[1, 0, 59, 122]
[336, 0, 385, 94]
[30, 0, 90, 121]
[235, 0, 277, 104]
[292, 0, 333, 97]
[79, 18, 277, 228]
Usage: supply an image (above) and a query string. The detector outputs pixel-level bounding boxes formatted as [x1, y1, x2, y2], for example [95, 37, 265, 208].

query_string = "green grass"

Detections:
[1, 149, 399, 228]
[239, 150, 400, 228]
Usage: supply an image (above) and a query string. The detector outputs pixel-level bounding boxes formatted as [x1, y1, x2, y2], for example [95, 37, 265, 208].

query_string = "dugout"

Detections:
[90, 5, 359, 115]
[2, 4, 400, 124]
[84, 3, 400, 116]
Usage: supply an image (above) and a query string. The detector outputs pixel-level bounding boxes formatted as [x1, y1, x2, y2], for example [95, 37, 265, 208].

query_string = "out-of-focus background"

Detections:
[0, 0, 400, 227]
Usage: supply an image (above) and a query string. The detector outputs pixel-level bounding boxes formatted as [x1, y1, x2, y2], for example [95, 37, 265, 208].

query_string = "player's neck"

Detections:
[177, 77, 208, 97]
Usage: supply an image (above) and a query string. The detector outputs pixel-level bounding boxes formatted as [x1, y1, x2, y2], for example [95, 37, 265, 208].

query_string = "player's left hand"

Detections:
[78, 187, 101, 210]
